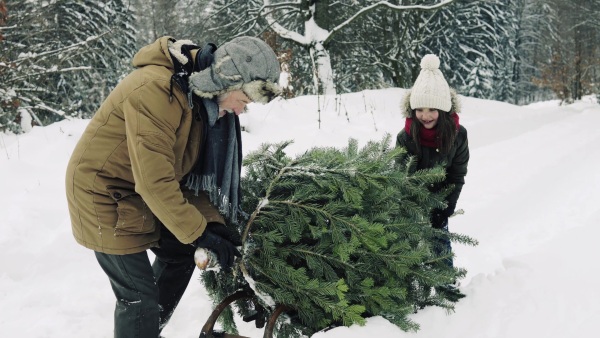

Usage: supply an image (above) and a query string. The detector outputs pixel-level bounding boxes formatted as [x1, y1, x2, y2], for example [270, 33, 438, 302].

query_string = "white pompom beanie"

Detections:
[409, 54, 452, 112]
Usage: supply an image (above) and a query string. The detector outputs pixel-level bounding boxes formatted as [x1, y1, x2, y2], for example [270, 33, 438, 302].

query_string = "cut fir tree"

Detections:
[201, 136, 477, 337]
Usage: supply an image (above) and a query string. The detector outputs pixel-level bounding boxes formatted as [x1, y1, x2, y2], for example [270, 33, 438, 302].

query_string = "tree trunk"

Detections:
[309, 42, 336, 95]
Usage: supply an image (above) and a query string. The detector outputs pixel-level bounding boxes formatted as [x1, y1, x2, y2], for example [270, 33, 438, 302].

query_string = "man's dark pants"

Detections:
[95, 224, 196, 338]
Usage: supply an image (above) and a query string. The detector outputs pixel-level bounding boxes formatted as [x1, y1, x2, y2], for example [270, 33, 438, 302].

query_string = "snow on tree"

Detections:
[466, 57, 493, 98]
[0, 0, 135, 132]
[511, 0, 557, 104]
[129, 0, 213, 48]
[417, 0, 513, 100]
[196, 0, 455, 97]
[201, 136, 476, 337]
[261, 0, 457, 96]
[166, 0, 595, 104]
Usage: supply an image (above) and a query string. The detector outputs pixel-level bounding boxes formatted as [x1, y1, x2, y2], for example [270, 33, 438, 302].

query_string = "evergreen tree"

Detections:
[533, 0, 600, 103]
[333, 0, 428, 91]
[465, 57, 493, 98]
[513, 0, 558, 104]
[130, 0, 212, 48]
[201, 136, 476, 337]
[0, 0, 135, 132]
[487, 0, 519, 102]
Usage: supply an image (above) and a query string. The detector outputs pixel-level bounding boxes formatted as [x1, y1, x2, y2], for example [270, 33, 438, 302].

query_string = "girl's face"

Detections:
[415, 108, 439, 129]
[217, 90, 253, 117]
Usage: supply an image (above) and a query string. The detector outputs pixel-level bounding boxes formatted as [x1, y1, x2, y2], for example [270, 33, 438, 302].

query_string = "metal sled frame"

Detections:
[199, 290, 290, 338]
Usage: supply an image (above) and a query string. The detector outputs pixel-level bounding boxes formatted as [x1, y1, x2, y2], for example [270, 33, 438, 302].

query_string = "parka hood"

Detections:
[131, 36, 178, 70]
[401, 88, 462, 118]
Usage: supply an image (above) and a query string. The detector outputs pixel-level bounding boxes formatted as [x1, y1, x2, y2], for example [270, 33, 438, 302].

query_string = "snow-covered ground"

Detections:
[1, 89, 598, 337]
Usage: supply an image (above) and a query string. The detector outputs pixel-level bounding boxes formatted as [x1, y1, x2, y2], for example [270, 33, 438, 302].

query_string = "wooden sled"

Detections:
[199, 290, 290, 338]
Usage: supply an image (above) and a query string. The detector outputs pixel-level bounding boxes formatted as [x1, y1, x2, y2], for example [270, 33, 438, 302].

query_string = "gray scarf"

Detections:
[185, 100, 245, 225]
[169, 40, 245, 224]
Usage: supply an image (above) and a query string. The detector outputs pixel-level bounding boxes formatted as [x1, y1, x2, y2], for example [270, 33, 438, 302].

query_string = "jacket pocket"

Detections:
[107, 188, 156, 236]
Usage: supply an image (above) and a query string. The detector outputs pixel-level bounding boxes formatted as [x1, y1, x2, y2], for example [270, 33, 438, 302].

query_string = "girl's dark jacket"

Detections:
[395, 89, 469, 219]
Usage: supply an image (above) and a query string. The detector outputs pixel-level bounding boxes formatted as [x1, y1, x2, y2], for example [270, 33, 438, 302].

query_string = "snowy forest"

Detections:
[1, 0, 599, 133]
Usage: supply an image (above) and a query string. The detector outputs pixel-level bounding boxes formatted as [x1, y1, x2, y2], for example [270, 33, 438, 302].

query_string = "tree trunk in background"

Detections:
[534, 0, 600, 103]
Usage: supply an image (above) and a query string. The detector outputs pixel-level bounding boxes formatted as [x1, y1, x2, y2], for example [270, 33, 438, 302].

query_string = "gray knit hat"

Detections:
[189, 36, 282, 104]
[409, 54, 451, 112]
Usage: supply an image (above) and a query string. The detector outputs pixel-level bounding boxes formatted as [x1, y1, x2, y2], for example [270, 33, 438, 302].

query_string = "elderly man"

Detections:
[65, 36, 281, 337]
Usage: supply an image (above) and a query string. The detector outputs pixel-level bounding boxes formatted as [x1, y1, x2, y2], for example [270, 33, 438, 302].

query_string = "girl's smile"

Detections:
[415, 108, 439, 129]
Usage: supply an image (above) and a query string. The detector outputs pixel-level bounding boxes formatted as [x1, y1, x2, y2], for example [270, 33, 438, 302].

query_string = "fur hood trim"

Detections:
[168, 39, 195, 65]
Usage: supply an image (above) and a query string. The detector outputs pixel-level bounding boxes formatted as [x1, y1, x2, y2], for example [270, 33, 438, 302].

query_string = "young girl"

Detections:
[396, 54, 469, 267]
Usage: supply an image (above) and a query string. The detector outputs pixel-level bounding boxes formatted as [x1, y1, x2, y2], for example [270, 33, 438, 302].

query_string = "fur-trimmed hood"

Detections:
[401, 88, 462, 118]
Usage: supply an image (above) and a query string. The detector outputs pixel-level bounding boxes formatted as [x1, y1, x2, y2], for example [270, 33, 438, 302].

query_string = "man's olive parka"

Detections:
[65, 37, 223, 255]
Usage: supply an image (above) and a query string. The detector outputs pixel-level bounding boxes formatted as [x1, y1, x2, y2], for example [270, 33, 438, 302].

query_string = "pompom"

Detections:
[420, 54, 440, 70]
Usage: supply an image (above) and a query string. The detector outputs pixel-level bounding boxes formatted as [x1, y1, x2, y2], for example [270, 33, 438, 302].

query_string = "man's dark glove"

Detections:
[242, 299, 268, 328]
[431, 210, 449, 229]
[195, 223, 241, 272]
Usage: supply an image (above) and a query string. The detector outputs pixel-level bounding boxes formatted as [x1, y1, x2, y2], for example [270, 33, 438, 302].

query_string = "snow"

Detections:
[18, 108, 33, 133]
[1, 89, 599, 337]
[304, 16, 329, 43]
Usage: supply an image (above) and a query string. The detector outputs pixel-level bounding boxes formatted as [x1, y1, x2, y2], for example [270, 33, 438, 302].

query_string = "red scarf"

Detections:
[405, 113, 460, 148]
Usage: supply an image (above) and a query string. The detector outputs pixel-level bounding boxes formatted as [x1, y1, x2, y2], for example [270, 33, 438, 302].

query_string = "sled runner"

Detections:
[199, 290, 290, 338]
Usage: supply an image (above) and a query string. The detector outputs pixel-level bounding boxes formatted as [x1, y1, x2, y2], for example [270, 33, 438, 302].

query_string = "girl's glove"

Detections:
[431, 211, 449, 229]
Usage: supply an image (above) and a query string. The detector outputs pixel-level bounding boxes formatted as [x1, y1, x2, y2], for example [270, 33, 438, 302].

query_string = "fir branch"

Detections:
[271, 200, 382, 252]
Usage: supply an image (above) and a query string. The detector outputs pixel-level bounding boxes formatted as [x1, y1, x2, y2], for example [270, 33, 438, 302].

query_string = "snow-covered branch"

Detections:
[13, 31, 112, 64]
[325, 0, 454, 44]
[16, 95, 70, 120]
[31, 103, 71, 119]
[260, 0, 310, 45]
[8, 66, 93, 83]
